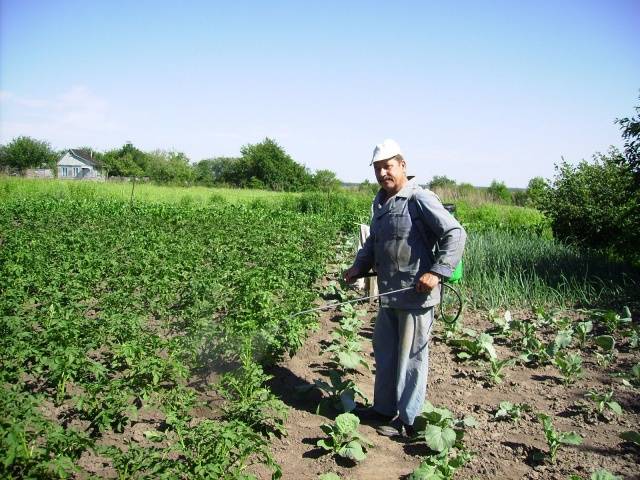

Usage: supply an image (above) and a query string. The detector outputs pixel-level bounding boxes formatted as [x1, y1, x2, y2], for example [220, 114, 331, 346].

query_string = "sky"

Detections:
[1, 1, 638, 187]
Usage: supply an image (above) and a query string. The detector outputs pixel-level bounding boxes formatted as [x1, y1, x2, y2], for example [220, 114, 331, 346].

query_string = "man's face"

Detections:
[374, 157, 407, 194]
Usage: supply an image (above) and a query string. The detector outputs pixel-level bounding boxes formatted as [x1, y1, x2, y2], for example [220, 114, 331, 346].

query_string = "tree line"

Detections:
[0, 137, 342, 192]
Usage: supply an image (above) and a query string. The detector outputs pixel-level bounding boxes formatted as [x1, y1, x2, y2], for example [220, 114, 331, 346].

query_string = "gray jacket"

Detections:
[353, 179, 466, 309]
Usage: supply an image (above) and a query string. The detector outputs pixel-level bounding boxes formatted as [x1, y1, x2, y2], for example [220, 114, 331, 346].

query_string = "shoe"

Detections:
[353, 406, 394, 423]
[376, 419, 417, 438]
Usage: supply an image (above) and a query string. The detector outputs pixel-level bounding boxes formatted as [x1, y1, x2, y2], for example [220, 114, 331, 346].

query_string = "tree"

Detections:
[429, 175, 456, 189]
[526, 176, 549, 209]
[235, 138, 312, 191]
[540, 149, 637, 263]
[487, 180, 511, 203]
[147, 150, 193, 184]
[0, 136, 57, 172]
[311, 169, 341, 191]
[193, 157, 240, 186]
[102, 142, 149, 177]
[615, 95, 640, 185]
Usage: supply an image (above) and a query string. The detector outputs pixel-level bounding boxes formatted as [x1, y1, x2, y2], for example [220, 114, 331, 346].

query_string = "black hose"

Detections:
[439, 281, 463, 324]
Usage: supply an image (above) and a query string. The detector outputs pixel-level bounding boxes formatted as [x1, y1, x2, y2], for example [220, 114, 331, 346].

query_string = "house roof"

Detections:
[62, 149, 100, 168]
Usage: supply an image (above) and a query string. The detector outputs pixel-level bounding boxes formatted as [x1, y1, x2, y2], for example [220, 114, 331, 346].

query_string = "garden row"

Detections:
[0, 192, 367, 478]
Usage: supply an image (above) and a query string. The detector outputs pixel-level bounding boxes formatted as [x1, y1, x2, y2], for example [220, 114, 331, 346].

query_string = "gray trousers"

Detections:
[372, 306, 434, 426]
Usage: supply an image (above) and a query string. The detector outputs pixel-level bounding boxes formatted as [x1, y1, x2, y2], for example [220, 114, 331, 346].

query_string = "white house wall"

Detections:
[57, 152, 87, 167]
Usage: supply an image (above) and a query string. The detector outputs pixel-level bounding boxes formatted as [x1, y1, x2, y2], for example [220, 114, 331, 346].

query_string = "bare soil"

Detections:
[264, 302, 640, 480]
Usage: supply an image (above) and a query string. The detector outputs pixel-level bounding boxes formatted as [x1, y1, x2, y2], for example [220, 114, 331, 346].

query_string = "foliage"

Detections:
[429, 175, 456, 189]
[594, 335, 616, 367]
[408, 449, 472, 480]
[0, 136, 58, 172]
[0, 189, 364, 476]
[450, 330, 497, 361]
[539, 148, 639, 265]
[102, 142, 149, 177]
[413, 402, 476, 454]
[487, 357, 515, 384]
[486, 179, 511, 203]
[311, 169, 342, 191]
[146, 149, 193, 184]
[494, 401, 531, 423]
[193, 156, 241, 186]
[536, 413, 583, 463]
[228, 137, 312, 191]
[526, 176, 549, 209]
[302, 369, 369, 414]
[554, 352, 583, 385]
[317, 413, 372, 462]
[615, 95, 640, 185]
[619, 430, 640, 446]
[585, 389, 622, 417]
[456, 201, 551, 237]
[217, 349, 288, 438]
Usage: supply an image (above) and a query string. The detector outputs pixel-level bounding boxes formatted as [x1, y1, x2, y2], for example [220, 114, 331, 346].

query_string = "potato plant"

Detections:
[0, 192, 368, 478]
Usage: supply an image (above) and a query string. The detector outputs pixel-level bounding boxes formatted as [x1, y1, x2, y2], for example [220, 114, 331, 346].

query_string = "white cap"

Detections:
[370, 139, 403, 165]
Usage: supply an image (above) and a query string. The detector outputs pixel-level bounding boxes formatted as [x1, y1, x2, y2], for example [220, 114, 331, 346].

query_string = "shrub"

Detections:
[540, 149, 638, 264]
[487, 180, 511, 203]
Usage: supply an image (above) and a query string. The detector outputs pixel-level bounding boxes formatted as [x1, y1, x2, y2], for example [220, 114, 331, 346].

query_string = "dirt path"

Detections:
[264, 302, 640, 480]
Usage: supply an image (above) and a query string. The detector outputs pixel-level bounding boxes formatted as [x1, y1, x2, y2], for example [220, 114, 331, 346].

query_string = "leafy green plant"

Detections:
[592, 307, 632, 334]
[317, 413, 372, 462]
[575, 320, 593, 348]
[450, 331, 497, 361]
[553, 352, 583, 385]
[301, 370, 369, 414]
[594, 335, 616, 367]
[619, 430, 640, 446]
[408, 448, 472, 480]
[569, 470, 622, 480]
[494, 401, 531, 423]
[618, 362, 640, 388]
[217, 350, 288, 438]
[536, 413, 583, 463]
[413, 402, 477, 454]
[585, 389, 622, 418]
[318, 473, 342, 480]
[486, 357, 514, 384]
[488, 309, 513, 336]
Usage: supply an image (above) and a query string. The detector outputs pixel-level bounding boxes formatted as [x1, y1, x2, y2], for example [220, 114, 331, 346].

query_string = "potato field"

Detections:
[1, 179, 638, 479]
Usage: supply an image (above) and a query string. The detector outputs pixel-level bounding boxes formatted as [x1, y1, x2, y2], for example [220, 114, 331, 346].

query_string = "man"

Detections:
[343, 139, 466, 437]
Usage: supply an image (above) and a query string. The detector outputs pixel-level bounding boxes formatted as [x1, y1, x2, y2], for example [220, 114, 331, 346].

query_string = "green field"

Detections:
[1, 178, 637, 478]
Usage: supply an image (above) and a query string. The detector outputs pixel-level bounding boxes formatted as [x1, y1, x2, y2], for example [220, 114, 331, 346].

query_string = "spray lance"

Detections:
[291, 272, 462, 323]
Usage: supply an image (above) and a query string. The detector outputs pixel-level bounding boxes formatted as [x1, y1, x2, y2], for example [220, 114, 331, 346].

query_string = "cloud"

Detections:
[0, 86, 122, 148]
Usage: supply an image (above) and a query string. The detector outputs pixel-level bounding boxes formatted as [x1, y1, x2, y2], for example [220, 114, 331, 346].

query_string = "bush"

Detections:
[0, 136, 57, 173]
[487, 180, 512, 203]
[539, 149, 638, 264]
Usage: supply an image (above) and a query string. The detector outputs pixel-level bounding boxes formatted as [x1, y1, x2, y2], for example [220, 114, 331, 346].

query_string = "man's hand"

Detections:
[416, 272, 441, 293]
[343, 266, 362, 284]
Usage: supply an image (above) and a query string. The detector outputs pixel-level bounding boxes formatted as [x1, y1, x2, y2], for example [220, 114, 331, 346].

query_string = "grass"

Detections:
[462, 229, 638, 310]
[0, 176, 296, 204]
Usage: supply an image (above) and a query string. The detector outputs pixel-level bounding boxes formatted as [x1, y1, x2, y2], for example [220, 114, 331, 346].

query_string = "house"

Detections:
[57, 149, 104, 180]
